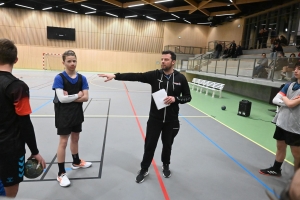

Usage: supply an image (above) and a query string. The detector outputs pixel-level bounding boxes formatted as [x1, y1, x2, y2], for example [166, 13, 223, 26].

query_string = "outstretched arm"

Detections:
[98, 74, 116, 82]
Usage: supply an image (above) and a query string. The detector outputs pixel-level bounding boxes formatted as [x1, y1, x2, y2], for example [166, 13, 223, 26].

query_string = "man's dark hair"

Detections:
[62, 50, 76, 61]
[295, 61, 300, 67]
[0, 38, 17, 65]
[162, 50, 176, 60]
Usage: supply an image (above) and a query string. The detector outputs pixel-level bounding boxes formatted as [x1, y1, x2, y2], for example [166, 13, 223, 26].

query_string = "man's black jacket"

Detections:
[115, 69, 192, 122]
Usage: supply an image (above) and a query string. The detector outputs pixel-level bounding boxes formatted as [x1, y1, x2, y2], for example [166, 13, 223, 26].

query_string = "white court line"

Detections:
[30, 115, 210, 118]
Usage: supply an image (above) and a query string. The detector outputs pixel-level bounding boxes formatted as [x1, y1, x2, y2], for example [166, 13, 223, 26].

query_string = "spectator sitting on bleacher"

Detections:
[279, 35, 288, 46]
[271, 42, 283, 59]
[253, 53, 268, 77]
[271, 52, 289, 80]
[281, 53, 298, 80]
[214, 41, 223, 59]
[222, 47, 230, 59]
[229, 40, 236, 57]
[235, 45, 243, 57]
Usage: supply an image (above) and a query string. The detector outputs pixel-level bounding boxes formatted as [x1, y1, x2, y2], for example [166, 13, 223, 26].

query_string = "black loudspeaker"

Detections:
[47, 26, 75, 41]
[237, 100, 252, 117]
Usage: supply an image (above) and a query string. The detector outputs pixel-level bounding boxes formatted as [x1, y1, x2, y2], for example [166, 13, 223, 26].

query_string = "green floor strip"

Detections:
[188, 89, 294, 165]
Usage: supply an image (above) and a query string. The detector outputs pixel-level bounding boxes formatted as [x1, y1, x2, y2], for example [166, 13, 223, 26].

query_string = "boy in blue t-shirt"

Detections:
[52, 50, 91, 187]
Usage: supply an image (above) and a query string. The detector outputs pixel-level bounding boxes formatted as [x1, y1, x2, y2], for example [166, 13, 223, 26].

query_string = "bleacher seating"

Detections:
[188, 78, 225, 98]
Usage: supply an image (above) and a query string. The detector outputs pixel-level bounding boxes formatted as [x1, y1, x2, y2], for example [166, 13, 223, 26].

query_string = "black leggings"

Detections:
[141, 119, 180, 169]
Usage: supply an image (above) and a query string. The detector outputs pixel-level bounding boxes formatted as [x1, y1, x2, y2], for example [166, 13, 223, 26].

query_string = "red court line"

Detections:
[122, 82, 170, 200]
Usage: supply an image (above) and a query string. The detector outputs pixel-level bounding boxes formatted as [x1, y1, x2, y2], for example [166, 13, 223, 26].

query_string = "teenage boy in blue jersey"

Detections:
[260, 61, 300, 177]
[0, 38, 46, 198]
[52, 50, 91, 187]
[99, 50, 192, 183]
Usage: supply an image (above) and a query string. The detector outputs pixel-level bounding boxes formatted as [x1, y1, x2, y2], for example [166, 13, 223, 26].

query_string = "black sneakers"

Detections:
[136, 168, 149, 183]
[162, 164, 171, 178]
[259, 166, 282, 177]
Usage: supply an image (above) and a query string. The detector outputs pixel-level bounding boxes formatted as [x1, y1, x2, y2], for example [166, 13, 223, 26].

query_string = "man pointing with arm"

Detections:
[99, 50, 192, 183]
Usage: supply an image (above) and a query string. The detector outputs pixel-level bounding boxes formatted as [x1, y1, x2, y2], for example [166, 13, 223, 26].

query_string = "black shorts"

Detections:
[57, 124, 82, 135]
[273, 126, 300, 146]
[0, 154, 25, 187]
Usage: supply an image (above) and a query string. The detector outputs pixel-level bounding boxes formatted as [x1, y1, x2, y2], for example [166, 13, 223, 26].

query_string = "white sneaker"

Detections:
[71, 159, 92, 170]
[57, 173, 71, 187]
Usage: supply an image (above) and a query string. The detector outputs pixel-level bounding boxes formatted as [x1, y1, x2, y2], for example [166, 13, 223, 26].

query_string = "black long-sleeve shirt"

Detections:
[0, 72, 39, 156]
[115, 69, 192, 122]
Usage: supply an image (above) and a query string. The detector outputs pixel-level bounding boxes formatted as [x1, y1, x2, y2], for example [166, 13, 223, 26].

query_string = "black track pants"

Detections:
[140, 118, 180, 169]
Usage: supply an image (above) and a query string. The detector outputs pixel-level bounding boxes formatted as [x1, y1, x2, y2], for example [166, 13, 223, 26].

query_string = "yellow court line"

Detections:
[187, 103, 294, 166]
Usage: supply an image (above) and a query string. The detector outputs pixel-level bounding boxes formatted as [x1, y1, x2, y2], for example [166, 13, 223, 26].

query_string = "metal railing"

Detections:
[176, 56, 296, 82]
[164, 45, 208, 55]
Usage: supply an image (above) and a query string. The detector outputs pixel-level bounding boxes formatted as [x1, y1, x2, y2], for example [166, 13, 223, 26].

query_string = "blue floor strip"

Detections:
[32, 100, 52, 113]
[180, 114, 278, 197]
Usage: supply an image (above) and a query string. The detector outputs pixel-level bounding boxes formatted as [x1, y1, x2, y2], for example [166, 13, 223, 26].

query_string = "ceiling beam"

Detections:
[235, 0, 271, 4]
[210, 10, 240, 16]
[102, 0, 122, 7]
[123, 1, 145, 8]
[184, 0, 198, 9]
[202, 2, 228, 9]
[199, 8, 210, 16]
[189, 9, 197, 14]
[65, 0, 87, 2]
[198, 0, 212, 9]
[152, 3, 168, 12]
[140, 0, 168, 12]
[231, 0, 241, 12]
[169, 5, 194, 12]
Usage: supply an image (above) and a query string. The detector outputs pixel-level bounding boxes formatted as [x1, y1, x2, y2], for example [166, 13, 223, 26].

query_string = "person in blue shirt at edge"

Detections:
[52, 50, 92, 187]
[99, 50, 192, 183]
[259, 61, 300, 177]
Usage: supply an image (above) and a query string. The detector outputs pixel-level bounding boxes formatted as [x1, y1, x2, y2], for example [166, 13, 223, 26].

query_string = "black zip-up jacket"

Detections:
[115, 69, 192, 122]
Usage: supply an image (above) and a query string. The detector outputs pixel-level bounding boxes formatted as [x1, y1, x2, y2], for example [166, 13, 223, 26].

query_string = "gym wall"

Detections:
[0, 8, 209, 72]
[207, 18, 244, 44]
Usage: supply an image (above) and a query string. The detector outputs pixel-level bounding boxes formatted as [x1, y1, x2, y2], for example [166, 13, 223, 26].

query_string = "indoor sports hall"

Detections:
[1, 0, 300, 199]
[9, 69, 293, 200]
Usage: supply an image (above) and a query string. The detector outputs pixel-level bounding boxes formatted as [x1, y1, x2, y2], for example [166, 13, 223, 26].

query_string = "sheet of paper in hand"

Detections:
[152, 89, 170, 110]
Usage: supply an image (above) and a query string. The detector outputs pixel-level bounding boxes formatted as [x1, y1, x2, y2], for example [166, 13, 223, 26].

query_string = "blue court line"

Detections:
[180, 114, 278, 197]
[32, 100, 52, 113]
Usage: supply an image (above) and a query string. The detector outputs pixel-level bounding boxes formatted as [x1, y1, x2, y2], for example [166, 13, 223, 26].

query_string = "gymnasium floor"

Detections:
[10, 69, 294, 200]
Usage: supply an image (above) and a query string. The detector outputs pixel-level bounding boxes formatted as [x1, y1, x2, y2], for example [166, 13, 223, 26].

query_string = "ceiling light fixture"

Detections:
[171, 14, 180, 18]
[106, 12, 118, 17]
[128, 4, 144, 7]
[162, 19, 176, 21]
[81, 4, 96, 10]
[229, 0, 233, 2]
[85, 11, 96, 15]
[155, 0, 173, 3]
[216, 13, 234, 16]
[42, 7, 52, 10]
[62, 8, 77, 13]
[0, 3, 4, 6]
[183, 19, 191, 24]
[146, 16, 156, 21]
[125, 15, 138, 18]
[15, 4, 34, 9]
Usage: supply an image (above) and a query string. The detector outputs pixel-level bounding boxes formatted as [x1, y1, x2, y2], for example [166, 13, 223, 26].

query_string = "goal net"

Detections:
[43, 53, 63, 71]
